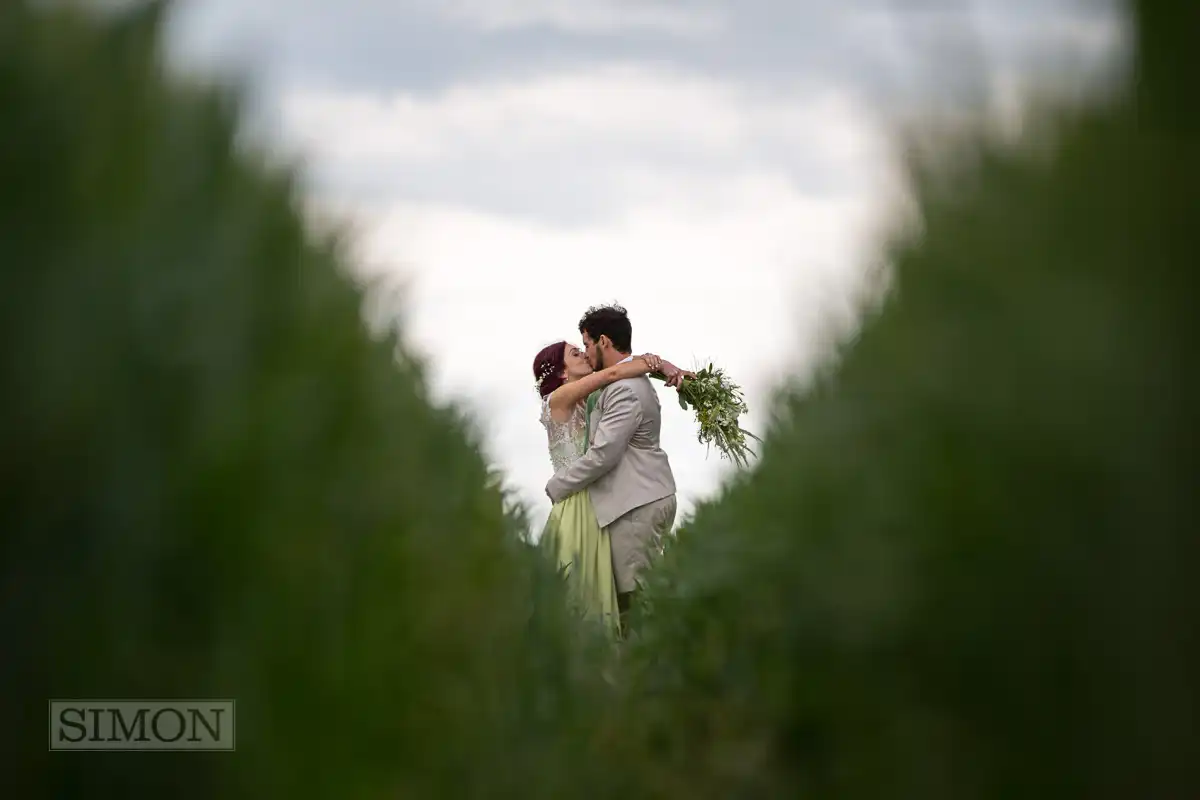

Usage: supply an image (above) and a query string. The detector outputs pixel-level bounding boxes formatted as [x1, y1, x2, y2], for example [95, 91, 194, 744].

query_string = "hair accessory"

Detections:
[534, 361, 556, 392]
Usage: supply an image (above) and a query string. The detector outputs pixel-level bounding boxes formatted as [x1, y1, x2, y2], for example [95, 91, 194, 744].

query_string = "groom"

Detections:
[546, 304, 680, 634]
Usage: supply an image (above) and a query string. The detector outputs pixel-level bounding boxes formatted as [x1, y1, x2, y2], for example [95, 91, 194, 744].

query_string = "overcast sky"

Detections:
[163, 0, 1124, 531]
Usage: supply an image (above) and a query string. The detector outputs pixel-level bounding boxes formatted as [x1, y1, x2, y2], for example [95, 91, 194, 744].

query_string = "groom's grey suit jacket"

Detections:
[546, 375, 676, 528]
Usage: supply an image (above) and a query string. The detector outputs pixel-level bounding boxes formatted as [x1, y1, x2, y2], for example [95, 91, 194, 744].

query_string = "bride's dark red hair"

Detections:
[532, 341, 568, 398]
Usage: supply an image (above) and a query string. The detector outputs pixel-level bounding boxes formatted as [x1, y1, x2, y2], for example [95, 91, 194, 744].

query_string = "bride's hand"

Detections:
[637, 353, 663, 373]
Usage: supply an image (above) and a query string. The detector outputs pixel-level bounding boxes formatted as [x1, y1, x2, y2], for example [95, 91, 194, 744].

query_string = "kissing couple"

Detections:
[533, 303, 692, 639]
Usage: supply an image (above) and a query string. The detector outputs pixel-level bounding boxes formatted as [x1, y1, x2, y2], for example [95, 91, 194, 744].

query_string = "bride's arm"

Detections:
[546, 355, 661, 420]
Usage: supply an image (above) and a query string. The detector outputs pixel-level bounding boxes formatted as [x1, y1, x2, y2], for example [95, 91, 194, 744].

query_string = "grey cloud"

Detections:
[169, 0, 1122, 103]
[169, 0, 1125, 232]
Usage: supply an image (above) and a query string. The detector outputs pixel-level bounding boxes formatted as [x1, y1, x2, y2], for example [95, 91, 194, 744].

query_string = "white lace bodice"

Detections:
[541, 398, 588, 472]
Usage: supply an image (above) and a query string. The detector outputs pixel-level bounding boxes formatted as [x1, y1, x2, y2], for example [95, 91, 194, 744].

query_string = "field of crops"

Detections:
[2, 1, 1195, 796]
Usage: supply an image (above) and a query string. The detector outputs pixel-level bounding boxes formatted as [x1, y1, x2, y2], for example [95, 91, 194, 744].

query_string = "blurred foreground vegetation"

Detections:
[1, 0, 1195, 797]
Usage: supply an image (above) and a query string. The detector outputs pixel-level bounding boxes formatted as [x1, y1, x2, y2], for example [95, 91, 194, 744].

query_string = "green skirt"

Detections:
[539, 490, 619, 638]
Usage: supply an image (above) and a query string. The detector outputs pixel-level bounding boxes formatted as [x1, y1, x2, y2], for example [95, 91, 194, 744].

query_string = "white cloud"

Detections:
[280, 64, 895, 229]
[280, 65, 899, 530]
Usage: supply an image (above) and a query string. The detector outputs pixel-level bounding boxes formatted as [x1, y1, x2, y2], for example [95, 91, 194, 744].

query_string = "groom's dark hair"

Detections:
[579, 303, 632, 353]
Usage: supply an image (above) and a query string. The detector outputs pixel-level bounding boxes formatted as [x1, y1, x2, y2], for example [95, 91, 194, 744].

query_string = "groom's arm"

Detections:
[546, 382, 639, 503]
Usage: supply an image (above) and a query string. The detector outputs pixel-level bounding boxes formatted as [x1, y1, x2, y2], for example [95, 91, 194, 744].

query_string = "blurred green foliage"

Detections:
[0, 2, 615, 797]
[619, 0, 1199, 796]
[1, 0, 1195, 798]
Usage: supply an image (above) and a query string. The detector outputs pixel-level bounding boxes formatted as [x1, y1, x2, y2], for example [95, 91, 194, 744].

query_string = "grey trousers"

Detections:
[606, 494, 677, 594]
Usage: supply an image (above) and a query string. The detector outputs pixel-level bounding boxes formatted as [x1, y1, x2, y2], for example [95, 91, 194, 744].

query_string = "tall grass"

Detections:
[2, 0, 1194, 797]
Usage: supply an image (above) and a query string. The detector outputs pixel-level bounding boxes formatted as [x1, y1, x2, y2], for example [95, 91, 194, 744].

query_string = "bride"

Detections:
[532, 341, 687, 637]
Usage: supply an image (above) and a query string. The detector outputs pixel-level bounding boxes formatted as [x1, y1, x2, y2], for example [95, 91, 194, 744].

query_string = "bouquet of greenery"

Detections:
[651, 363, 761, 468]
